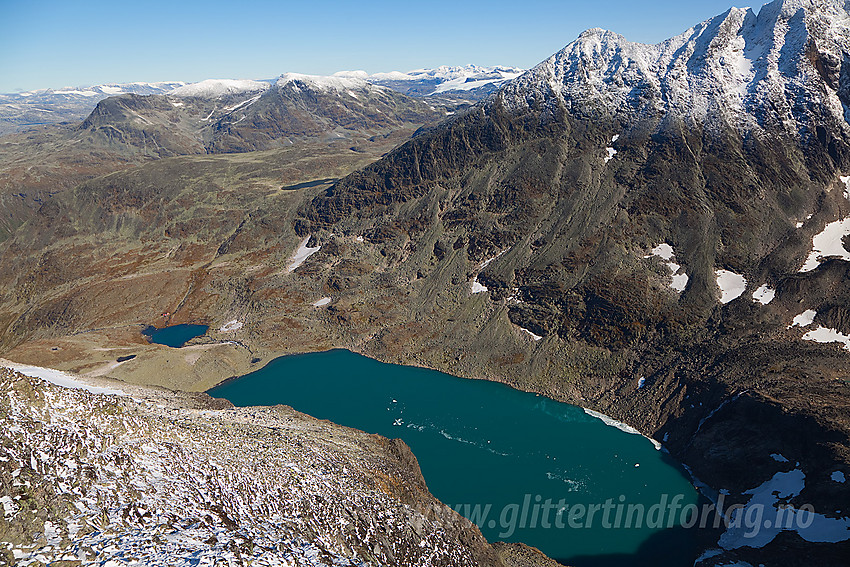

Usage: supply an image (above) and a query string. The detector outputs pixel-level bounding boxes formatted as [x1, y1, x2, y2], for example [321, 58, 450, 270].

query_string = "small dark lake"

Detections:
[208, 349, 701, 566]
[142, 324, 208, 348]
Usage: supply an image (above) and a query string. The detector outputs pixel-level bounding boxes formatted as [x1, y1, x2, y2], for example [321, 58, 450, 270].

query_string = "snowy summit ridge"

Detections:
[499, 0, 850, 135]
[170, 79, 270, 98]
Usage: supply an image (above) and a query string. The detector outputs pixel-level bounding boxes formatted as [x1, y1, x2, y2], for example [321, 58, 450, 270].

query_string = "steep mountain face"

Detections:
[289, 0, 850, 563]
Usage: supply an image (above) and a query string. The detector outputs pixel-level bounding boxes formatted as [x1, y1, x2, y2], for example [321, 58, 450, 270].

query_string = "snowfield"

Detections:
[287, 236, 322, 272]
[715, 269, 747, 304]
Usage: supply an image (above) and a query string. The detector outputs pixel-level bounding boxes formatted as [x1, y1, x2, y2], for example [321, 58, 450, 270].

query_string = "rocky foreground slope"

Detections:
[0, 365, 556, 567]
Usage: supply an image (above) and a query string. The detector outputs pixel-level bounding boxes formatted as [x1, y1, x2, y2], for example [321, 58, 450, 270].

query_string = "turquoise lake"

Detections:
[142, 324, 209, 348]
[208, 349, 700, 566]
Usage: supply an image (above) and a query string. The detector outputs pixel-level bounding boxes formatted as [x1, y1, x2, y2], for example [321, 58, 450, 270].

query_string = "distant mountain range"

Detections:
[0, 66, 522, 135]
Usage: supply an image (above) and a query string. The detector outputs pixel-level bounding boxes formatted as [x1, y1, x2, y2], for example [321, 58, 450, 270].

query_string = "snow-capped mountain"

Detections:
[169, 78, 271, 98]
[0, 66, 520, 136]
[499, 0, 849, 137]
[336, 65, 524, 98]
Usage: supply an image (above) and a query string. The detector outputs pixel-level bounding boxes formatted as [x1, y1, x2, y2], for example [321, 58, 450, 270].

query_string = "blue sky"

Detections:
[0, 0, 758, 92]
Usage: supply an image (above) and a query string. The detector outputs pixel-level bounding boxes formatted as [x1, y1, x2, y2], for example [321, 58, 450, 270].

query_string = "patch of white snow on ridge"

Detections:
[0, 359, 125, 396]
[833, 471, 846, 483]
[519, 327, 542, 341]
[646, 243, 689, 292]
[841, 176, 850, 200]
[719, 469, 850, 549]
[802, 326, 850, 351]
[715, 269, 747, 304]
[790, 309, 817, 328]
[287, 236, 321, 272]
[799, 217, 850, 272]
[219, 320, 243, 332]
[170, 79, 269, 98]
[604, 135, 619, 163]
[312, 297, 332, 307]
[471, 280, 488, 294]
[752, 284, 776, 305]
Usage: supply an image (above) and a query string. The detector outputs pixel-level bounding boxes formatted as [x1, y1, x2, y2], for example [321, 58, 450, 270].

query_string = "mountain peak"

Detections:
[276, 72, 371, 92]
[498, 0, 850, 136]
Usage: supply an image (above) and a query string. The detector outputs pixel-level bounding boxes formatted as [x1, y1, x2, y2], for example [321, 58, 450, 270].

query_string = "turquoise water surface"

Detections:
[208, 349, 700, 566]
[142, 324, 209, 348]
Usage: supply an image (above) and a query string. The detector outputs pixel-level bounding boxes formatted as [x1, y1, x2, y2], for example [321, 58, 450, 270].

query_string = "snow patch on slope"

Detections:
[802, 326, 850, 350]
[752, 284, 776, 305]
[0, 359, 125, 396]
[646, 243, 689, 292]
[715, 269, 747, 304]
[719, 469, 850, 549]
[790, 309, 817, 328]
[287, 236, 321, 272]
[799, 217, 850, 272]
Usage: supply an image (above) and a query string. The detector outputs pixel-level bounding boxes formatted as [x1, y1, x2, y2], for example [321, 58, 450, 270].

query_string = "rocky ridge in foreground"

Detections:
[0, 366, 522, 567]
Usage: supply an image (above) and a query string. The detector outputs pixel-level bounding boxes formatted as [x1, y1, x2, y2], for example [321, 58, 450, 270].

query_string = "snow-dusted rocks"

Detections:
[0, 368, 498, 567]
[1, 359, 125, 396]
